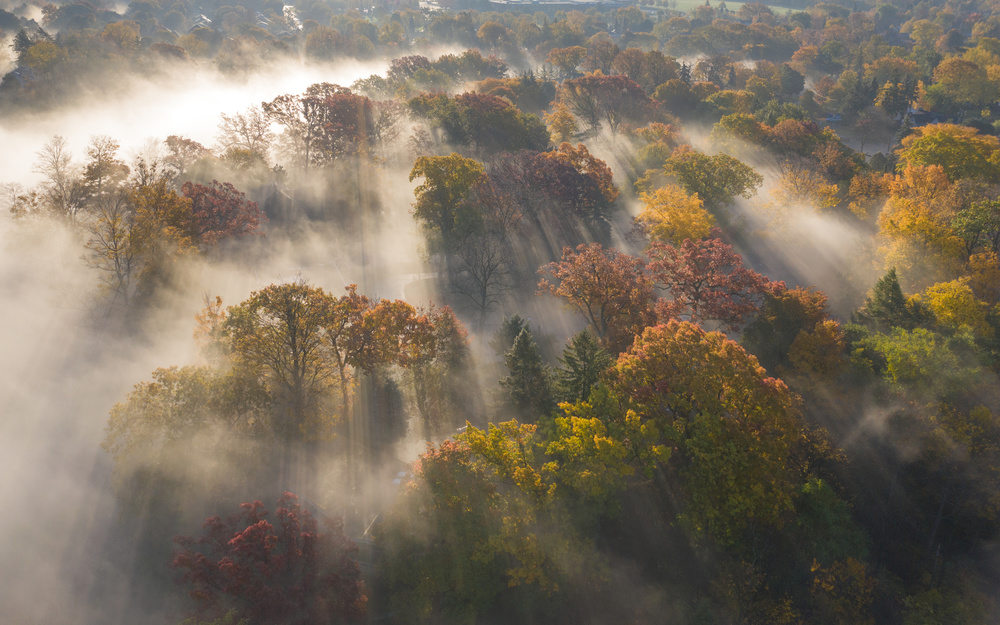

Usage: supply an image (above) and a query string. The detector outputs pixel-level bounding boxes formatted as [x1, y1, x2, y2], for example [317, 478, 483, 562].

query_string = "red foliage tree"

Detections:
[538, 243, 657, 354]
[172, 492, 367, 625]
[315, 92, 376, 160]
[181, 180, 267, 245]
[647, 232, 782, 332]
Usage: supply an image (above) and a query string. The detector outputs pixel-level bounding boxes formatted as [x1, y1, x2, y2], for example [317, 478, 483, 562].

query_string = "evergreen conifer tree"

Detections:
[498, 328, 555, 421]
[555, 329, 612, 403]
[855, 268, 927, 331]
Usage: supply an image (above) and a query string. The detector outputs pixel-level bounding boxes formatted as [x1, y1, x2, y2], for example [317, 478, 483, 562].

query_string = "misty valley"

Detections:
[2, 0, 1000, 623]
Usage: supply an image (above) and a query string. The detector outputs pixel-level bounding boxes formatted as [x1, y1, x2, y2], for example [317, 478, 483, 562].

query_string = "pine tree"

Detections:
[555, 330, 612, 403]
[498, 328, 555, 421]
[855, 268, 927, 331]
[490, 314, 529, 358]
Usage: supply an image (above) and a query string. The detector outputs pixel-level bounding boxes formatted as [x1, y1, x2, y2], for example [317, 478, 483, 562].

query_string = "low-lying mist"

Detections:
[0, 57, 390, 185]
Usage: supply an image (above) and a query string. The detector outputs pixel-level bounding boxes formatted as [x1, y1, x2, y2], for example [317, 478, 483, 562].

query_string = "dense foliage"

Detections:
[5, 0, 1000, 621]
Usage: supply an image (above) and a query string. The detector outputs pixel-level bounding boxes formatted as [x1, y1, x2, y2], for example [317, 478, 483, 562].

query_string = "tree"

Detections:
[221, 282, 338, 440]
[81, 136, 129, 203]
[498, 328, 557, 421]
[164, 135, 211, 181]
[33, 135, 78, 218]
[742, 287, 830, 372]
[929, 57, 997, 113]
[608, 320, 803, 550]
[172, 493, 367, 625]
[896, 124, 1000, 183]
[647, 234, 782, 332]
[860, 327, 984, 401]
[129, 179, 198, 297]
[554, 329, 612, 403]
[409, 153, 486, 251]
[447, 179, 522, 324]
[216, 105, 274, 159]
[854, 268, 927, 332]
[770, 158, 839, 211]
[917, 278, 993, 338]
[408, 92, 549, 155]
[952, 199, 1000, 257]
[85, 188, 141, 304]
[544, 102, 580, 145]
[376, 440, 508, 623]
[102, 365, 269, 493]
[409, 306, 477, 439]
[641, 145, 764, 212]
[181, 180, 268, 246]
[877, 165, 964, 288]
[560, 72, 653, 135]
[636, 184, 715, 245]
[538, 243, 658, 354]
[313, 91, 378, 161]
[264, 85, 362, 168]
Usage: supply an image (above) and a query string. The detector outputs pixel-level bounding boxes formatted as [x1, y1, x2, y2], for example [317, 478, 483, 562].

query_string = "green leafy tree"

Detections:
[640, 145, 764, 212]
[409, 153, 486, 252]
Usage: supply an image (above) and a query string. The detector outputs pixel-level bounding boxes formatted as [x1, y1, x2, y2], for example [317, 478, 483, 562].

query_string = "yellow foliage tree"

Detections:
[968, 251, 1000, 304]
[877, 165, 964, 289]
[916, 278, 994, 338]
[636, 183, 714, 245]
[897, 124, 1000, 182]
[771, 159, 840, 211]
[101, 21, 141, 55]
[847, 171, 893, 221]
[788, 319, 847, 377]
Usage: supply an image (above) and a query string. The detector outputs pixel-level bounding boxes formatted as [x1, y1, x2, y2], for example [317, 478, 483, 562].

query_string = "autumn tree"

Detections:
[538, 243, 657, 354]
[172, 493, 367, 625]
[742, 287, 830, 372]
[607, 320, 804, 550]
[448, 177, 521, 323]
[926, 57, 997, 113]
[560, 72, 653, 135]
[647, 234, 782, 332]
[409, 306, 478, 439]
[375, 440, 510, 622]
[635, 184, 715, 245]
[877, 165, 964, 288]
[407, 92, 550, 155]
[181, 180, 268, 246]
[129, 179, 198, 296]
[102, 365, 269, 496]
[221, 282, 339, 440]
[81, 135, 129, 203]
[546, 45, 587, 78]
[263, 84, 377, 167]
[952, 199, 1000, 257]
[896, 124, 1000, 183]
[85, 188, 141, 304]
[164, 135, 211, 181]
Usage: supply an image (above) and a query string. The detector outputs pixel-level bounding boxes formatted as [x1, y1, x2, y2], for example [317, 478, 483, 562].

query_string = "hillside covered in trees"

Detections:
[2, 0, 1000, 622]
